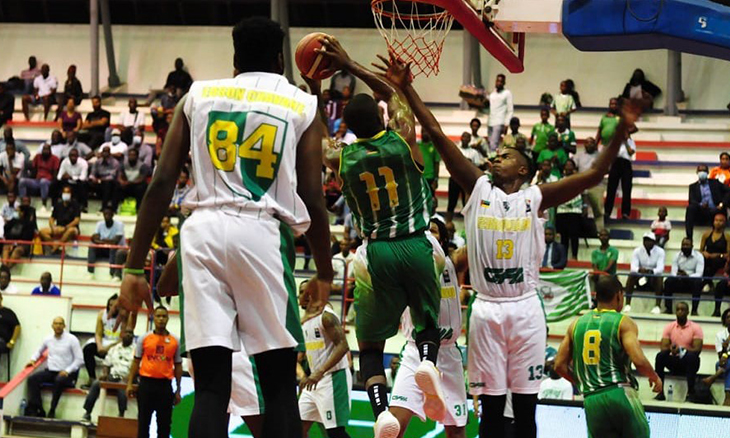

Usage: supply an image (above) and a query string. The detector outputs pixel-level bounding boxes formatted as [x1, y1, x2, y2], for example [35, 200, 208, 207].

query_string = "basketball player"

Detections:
[555, 275, 662, 437]
[376, 53, 642, 438]
[298, 284, 352, 438]
[315, 38, 446, 438]
[388, 218, 468, 438]
[117, 17, 333, 438]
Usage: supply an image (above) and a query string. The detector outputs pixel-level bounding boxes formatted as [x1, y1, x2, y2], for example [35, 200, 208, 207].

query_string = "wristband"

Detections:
[123, 268, 145, 276]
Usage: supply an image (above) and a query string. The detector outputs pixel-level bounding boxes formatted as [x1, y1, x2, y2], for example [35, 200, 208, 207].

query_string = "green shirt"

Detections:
[531, 122, 554, 154]
[599, 114, 620, 146]
[537, 148, 567, 178]
[591, 246, 619, 275]
[339, 130, 432, 241]
[557, 129, 577, 151]
[572, 309, 637, 395]
[418, 141, 440, 180]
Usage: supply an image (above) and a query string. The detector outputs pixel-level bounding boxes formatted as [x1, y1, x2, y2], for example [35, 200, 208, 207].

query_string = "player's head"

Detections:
[595, 275, 624, 310]
[298, 280, 310, 309]
[429, 218, 449, 252]
[491, 147, 535, 187]
[232, 17, 285, 75]
[342, 94, 384, 139]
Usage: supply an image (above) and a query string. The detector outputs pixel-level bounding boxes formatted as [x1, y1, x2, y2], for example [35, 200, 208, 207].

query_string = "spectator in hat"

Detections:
[624, 232, 666, 313]
[99, 128, 128, 161]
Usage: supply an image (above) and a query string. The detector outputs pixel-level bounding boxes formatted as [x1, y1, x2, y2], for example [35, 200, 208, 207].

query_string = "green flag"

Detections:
[538, 270, 592, 322]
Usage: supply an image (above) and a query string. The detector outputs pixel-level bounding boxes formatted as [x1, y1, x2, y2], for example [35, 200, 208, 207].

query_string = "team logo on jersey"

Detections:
[391, 395, 408, 402]
[480, 200, 490, 208]
[443, 268, 452, 283]
[314, 328, 322, 338]
[483, 267, 524, 285]
[469, 382, 486, 388]
[525, 199, 532, 213]
[503, 201, 510, 211]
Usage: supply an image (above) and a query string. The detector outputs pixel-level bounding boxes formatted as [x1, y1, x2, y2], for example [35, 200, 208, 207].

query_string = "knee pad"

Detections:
[359, 348, 385, 382]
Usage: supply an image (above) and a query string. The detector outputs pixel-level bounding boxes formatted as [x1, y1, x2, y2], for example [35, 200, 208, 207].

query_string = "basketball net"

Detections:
[371, 0, 455, 77]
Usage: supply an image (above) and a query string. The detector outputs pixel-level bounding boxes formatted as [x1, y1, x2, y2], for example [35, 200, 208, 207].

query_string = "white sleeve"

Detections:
[671, 252, 679, 276]
[653, 248, 666, 275]
[630, 248, 640, 273]
[692, 253, 705, 278]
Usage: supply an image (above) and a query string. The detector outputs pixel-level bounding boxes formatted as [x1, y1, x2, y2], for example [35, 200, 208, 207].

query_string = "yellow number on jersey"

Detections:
[582, 329, 602, 365]
[496, 239, 514, 260]
[359, 166, 399, 212]
[239, 123, 278, 179]
[208, 120, 238, 172]
[208, 120, 279, 179]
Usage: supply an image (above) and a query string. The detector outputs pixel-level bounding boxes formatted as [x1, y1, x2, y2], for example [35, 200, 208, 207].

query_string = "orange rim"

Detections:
[371, 0, 452, 22]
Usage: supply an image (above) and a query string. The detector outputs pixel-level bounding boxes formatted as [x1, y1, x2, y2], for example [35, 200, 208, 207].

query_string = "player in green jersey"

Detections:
[555, 275, 662, 438]
[315, 37, 445, 438]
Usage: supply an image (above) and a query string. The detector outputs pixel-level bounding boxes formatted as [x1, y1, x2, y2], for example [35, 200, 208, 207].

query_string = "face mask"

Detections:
[133, 135, 142, 146]
[698, 171, 709, 182]
[111, 136, 121, 145]
[61, 193, 71, 202]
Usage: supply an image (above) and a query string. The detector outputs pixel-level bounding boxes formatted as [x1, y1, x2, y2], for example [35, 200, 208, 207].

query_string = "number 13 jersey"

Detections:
[462, 175, 545, 300]
[182, 72, 318, 234]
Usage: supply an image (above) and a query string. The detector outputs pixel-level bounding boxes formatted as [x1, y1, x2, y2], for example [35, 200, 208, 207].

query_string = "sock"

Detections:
[479, 394, 507, 438]
[367, 383, 389, 418]
[415, 328, 440, 364]
[255, 348, 301, 438]
[512, 393, 537, 438]
[188, 346, 233, 438]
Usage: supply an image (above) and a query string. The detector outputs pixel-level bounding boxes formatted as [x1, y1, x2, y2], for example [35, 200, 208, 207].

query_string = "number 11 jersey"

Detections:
[182, 72, 318, 234]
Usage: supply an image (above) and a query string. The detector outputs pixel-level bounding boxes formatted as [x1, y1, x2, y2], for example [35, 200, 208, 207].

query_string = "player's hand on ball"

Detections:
[649, 373, 663, 394]
[316, 35, 352, 73]
[372, 51, 413, 89]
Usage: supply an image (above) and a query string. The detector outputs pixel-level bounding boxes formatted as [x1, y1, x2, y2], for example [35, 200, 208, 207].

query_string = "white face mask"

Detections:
[133, 135, 142, 146]
[111, 135, 121, 145]
[61, 193, 71, 202]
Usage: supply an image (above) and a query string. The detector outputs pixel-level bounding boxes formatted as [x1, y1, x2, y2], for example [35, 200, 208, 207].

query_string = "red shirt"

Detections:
[32, 154, 60, 181]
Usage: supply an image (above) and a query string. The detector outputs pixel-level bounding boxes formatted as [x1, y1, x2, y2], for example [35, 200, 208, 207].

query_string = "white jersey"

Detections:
[101, 309, 121, 348]
[302, 307, 348, 376]
[182, 72, 318, 233]
[401, 256, 461, 345]
[462, 176, 545, 301]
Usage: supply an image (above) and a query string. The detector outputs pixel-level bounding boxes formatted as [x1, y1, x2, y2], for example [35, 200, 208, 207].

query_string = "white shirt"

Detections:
[715, 327, 729, 353]
[630, 245, 665, 275]
[33, 75, 58, 98]
[0, 152, 25, 177]
[31, 331, 84, 373]
[333, 252, 347, 288]
[104, 342, 135, 380]
[0, 284, 18, 294]
[573, 150, 598, 173]
[538, 377, 574, 400]
[118, 111, 146, 129]
[618, 138, 636, 161]
[57, 157, 89, 181]
[101, 140, 128, 157]
[671, 250, 704, 277]
[488, 88, 514, 127]
[460, 147, 484, 167]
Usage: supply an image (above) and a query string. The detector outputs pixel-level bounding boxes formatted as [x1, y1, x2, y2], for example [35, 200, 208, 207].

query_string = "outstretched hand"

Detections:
[315, 35, 353, 76]
[371, 51, 413, 89]
[114, 273, 154, 331]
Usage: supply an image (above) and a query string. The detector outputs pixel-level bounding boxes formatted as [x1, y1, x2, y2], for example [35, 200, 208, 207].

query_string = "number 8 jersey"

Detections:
[462, 175, 545, 300]
[182, 72, 318, 234]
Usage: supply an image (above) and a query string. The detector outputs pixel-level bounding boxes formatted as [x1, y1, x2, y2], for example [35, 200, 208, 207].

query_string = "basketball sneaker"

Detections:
[374, 410, 400, 438]
[415, 359, 446, 421]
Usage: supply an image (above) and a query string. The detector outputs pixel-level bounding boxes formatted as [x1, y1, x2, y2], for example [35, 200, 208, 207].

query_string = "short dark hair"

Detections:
[232, 17, 284, 73]
[343, 94, 383, 138]
[514, 148, 536, 181]
[721, 152, 730, 161]
[154, 305, 168, 313]
[595, 275, 623, 303]
[497, 73, 506, 81]
[676, 302, 689, 311]
[722, 308, 730, 323]
[429, 218, 449, 251]
[470, 118, 481, 127]
[91, 95, 101, 101]
[0, 265, 11, 282]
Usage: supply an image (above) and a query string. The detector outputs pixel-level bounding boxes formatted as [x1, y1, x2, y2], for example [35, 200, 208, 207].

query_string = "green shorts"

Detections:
[583, 385, 650, 438]
[353, 232, 443, 342]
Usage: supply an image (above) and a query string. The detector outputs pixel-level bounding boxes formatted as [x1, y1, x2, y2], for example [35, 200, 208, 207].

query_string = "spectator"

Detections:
[57, 98, 82, 136]
[329, 69, 356, 100]
[701, 353, 730, 406]
[39, 186, 80, 254]
[87, 207, 125, 279]
[700, 212, 730, 291]
[542, 226, 567, 269]
[487, 74, 513, 153]
[130, 128, 154, 169]
[715, 309, 730, 356]
[152, 215, 178, 253]
[0, 290, 20, 358]
[0, 127, 31, 163]
[715, 263, 730, 317]
[564, 79, 582, 109]
[100, 128, 128, 161]
[21, 64, 57, 121]
[61, 131, 93, 160]
[664, 238, 704, 315]
[591, 229, 619, 275]
[164, 58, 193, 96]
[118, 98, 146, 131]
[604, 129, 636, 221]
[622, 68, 661, 107]
[2, 205, 36, 269]
[537, 133, 566, 178]
[19, 195, 37, 231]
[501, 117, 526, 149]
[469, 118, 487, 156]
[126, 306, 182, 438]
[332, 121, 356, 145]
[530, 108, 554, 156]
[169, 168, 191, 215]
[445, 221, 465, 249]
[83, 328, 135, 421]
[652, 207, 672, 248]
[555, 114, 577, 155]
[550, 80, 577, 128]
[537, 358, 573, 401]
[55, 65, 83, 121]
[0, 266, 17, 294]
[0, 82, 14, 128]
[89, 146, 120, 210]
[58, 148, 89, 210]
[82, 294, 122, 388]
[48, 129, 67, 158]
[687, 165, 729, 238]
[556, 160, 584, 259]
[418, 131, 440, 193]
[0, 141, 24, 193]
[654, 302, 703, 401]
[19, 143, 59, 210]
[25, 316, 83, 418]
[624, 233, 665, 313]
[116, 148, 150, 210]
[709, 152, 730, 187]
[31, 272, 61, 296]
[81, 95, 110, 149]
[574, 137, 603, 228]
[19, 56, 41, 94]
[0, 192, 17, 223]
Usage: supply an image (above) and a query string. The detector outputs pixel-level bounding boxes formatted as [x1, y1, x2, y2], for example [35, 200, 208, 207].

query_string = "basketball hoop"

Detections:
[371, 0, 455, 77]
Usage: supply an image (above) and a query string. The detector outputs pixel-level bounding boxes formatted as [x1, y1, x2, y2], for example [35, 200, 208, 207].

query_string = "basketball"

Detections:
[295, 32, 335, 80]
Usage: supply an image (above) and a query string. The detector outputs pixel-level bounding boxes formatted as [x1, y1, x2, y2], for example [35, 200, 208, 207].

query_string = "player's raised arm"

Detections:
[539, 99, 644, 210]
[554, 320, 577, 385]
[376, 54, 482, 194]
[301, 75, 342, 173]
[619, 316, 663, 393]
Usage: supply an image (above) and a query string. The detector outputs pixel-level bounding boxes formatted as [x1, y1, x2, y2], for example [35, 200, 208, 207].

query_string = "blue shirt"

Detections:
[31, 284, 61, 296]
[700, 181, 716, 209]
[95, 219, 125, 244]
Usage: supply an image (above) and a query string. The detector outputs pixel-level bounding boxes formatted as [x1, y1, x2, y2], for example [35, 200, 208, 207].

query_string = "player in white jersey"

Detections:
[388, 218, 468, 438]
[117, 17, 333, 438]
[375, 54, 642, 438]
[297, 285, 352, 438]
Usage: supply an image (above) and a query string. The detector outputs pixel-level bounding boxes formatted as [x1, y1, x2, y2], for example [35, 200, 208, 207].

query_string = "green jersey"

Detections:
[339, 130, 432, 240]
[530, 122, 554, 154]
[599, 114, 620, 146]
[572, 309, 637, 395]
[418, 141, 440, 181]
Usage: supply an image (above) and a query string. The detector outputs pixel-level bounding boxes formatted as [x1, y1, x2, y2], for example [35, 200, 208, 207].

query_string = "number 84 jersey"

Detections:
[182, 73, 318, 234]
[462, 175, 545, 300]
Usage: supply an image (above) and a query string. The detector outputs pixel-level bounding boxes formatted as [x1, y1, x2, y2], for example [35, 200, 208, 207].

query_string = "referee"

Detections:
[126, 306, 182, 438]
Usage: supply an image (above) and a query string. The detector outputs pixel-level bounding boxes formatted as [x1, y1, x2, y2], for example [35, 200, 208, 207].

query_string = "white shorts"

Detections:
[228, 351, 263, 417]
[180, 208, 303, 355]
[468, 293, 546, 396]
[390, 342, 468, 427]
[298, 368, 352, 429]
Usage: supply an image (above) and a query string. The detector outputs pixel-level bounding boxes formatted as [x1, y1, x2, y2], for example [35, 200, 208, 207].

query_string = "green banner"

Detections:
[538, 270, 592, 323]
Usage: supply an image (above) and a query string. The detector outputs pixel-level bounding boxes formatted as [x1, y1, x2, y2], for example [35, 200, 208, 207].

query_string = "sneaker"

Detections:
[650, 306, 661, 315]
[82, 412, 91, 422]
[373, 411, 400, 438]
[47, 409, 55, 419]
[415, 360, 446, 422]
[654, 392, 666, 401]
[622, 304, 632, 313]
